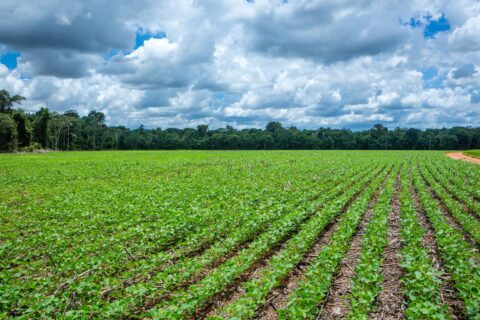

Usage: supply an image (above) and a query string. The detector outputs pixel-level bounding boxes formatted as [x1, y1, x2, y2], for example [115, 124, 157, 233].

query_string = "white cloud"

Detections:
[0, 0, 479, 129]
[448, 15, 480, 51]
[127, 38, 178, 61]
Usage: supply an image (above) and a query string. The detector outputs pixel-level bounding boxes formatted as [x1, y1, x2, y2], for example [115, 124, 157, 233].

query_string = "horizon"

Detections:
[1, 1, 480, 129]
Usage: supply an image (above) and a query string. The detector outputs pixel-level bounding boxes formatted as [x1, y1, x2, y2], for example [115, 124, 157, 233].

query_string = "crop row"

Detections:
[345, 166, 398, 318]
[90, 163, 373, 317]
[398, 167, 448, 319]
[2, 154, 361, 317]
[1, 151, 479, 319]
[412, 165, 480, 318]
[418, 163, 480, 244]
[146, 166, 388, 319]
[207, 170, 387, 319]
[275, 166, 393, 319]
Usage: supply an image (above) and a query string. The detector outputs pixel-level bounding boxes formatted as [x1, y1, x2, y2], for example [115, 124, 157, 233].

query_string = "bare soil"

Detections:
[369, 172, 405, 319]
[319, 175, 391, 319]
[446, 152, 480, 164]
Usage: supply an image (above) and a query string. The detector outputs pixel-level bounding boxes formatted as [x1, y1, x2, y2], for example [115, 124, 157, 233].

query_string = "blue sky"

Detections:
[135, 30, 166, 49]
[0, 51, 20, 70]
[0, 0, 479, 129]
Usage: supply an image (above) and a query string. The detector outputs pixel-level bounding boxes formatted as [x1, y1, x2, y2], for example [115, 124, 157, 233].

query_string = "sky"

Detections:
[0, 1, 479, 130]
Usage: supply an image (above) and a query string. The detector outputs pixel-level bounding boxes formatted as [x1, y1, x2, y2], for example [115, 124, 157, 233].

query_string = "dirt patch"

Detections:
[446, 152, 480, 165]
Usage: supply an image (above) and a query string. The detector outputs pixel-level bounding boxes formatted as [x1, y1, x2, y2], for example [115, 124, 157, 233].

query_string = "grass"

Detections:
[464, 150, 480, 158]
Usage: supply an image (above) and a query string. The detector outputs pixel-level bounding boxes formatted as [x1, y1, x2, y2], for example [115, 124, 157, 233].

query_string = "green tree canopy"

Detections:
[0, 89, 26, 114]
[0, 113, 17, 151]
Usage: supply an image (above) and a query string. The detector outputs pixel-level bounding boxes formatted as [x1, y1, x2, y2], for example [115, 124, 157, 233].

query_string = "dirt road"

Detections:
[446, 152, 480, 164]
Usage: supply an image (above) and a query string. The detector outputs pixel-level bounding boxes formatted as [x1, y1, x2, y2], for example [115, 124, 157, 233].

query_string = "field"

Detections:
[465, 150, 480, 159]
[1, 151, 479, 319]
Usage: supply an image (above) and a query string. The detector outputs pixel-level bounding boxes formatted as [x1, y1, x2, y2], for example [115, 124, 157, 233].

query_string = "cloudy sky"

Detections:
[0, 0, 479, 129]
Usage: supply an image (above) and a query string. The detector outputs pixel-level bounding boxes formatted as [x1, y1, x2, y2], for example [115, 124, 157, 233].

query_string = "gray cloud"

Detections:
[244, 1, 409, 63]
[0, 0, 479, 129]
[19, 49, 101, 78]
[0, 1, 134, 52]
[452, 63, 475, 79]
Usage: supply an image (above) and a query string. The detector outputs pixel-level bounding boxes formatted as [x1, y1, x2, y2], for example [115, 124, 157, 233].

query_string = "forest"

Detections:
[1, 89, 479, 152]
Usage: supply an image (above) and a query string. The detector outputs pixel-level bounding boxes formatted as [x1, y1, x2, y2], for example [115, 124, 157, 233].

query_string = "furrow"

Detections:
[274, 166, 394, 319]
[317, 169, 397, 319]
[205, 167, 383, 320]
[369, 169, 404, 319]
[410, 169, 466, 319]
[145, 166, 389, 319]
[412, 165, 479, 318]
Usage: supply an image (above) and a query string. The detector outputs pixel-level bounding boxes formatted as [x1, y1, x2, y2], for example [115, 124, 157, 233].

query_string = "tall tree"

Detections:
[85, 110, 106, 149]
[0, 113, 17, 151]
[0, 89, 25, 113]
[63, 110, 80, 150]
[12, 112, 32, 148]
[197, 125, 209, 138]
[32, 108, 50, 148]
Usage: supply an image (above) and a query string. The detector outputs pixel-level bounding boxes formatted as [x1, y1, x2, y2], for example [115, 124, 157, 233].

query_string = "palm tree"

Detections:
[0, 89, 26, 113]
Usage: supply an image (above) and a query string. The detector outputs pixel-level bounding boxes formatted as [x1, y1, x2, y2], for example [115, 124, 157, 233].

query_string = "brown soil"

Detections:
[369, 172, 405, 319]
[317, 193, 378, 319]
[410, 173, 467, 319]
[446, 152, 480, 164]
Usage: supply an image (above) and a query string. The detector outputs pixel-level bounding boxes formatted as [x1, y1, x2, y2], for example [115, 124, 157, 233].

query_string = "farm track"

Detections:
[446, 152, 480, 165]
[410, 171, 467, 319]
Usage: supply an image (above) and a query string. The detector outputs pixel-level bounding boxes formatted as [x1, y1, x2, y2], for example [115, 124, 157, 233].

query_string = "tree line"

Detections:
[1, 89, 479, 152]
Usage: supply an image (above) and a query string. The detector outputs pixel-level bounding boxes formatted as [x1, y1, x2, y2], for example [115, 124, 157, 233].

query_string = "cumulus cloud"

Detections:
[448, 15, 480, 51]
[0, 0, 479, 129]
[243, 0, 409, 63]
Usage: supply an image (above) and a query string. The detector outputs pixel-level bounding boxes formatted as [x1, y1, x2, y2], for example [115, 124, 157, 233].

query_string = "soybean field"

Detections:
[1, 150, 479, 319]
